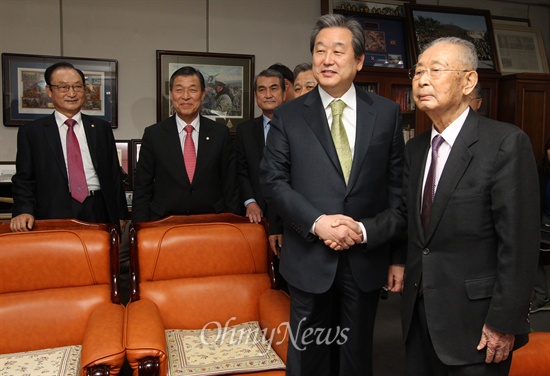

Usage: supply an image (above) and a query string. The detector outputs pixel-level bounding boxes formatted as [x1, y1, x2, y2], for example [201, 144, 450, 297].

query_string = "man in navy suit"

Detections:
[11, 62, 128, 231]
[236, 68, 285, 253]
[132, 66, 239, 222]
[260, 14, 406, 376]
[400, 37, 539, 375]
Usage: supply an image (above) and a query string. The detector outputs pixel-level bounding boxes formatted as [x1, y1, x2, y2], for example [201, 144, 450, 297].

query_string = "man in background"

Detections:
[269, 62, 295, 102]
[236, 69, 285, 254]
[11, 61, 127, 232]
[132, 66, 239, 222]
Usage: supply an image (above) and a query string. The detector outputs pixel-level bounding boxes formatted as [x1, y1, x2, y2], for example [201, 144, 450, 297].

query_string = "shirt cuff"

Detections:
[244, 198, 256, 207]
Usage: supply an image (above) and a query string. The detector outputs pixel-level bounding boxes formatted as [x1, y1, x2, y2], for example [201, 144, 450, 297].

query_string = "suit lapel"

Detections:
[349, 88, 376, 189]
[43, 113, 69, 181]
[425, 114, 478, 240]
[303, 89, 343, 180]
[81, 115, 98, 170]
[252, 116, 265, 156]
[195, 116, 214, 184]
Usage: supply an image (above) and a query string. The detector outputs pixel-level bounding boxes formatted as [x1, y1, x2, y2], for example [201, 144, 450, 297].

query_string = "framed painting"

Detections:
[493, 24, 549, 74]
[0, 161, 16, 183]
[157, 50, 254, 133]
[352, 14, 410, 69]
[1, 53, 118, 127]
[406, 5, 499, 72]
[115, 140, 132, 190]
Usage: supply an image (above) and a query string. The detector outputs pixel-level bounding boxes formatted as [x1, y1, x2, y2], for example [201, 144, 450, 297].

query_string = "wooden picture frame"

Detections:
[1, 53, 118, 127]
[157, 50, 254, 133]
[406, 4, 499, 72]
[492, 24, 549, 74]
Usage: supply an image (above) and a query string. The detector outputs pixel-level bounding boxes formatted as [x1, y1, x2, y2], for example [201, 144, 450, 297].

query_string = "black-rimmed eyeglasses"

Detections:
[49, 84, 85, 93]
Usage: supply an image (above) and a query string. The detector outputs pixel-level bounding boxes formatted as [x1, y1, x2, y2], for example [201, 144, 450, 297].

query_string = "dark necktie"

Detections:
[330, 99, 352, 184]
[65, 119, 88, 203]
[421, 135, 444, 235]
[183, 125, 196, 182]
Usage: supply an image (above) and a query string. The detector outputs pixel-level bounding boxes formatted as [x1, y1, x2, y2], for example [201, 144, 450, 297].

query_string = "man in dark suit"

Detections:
[11, 62, 128, 232]
[236, 68, 285, 253]
[400, 37, 539, 375]
[260, 14, 406, 376]
[132, 66, 239, 222]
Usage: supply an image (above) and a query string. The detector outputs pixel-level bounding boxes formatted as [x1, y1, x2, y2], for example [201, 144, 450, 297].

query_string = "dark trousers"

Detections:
[70, 191, 109, 224]
[406, 296, 513, 376]
[286, 253, 380, 376]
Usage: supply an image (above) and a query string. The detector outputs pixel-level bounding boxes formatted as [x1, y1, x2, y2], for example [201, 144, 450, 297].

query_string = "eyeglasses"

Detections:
[408, 67, 472, 81]
[49, 84, 85, 93]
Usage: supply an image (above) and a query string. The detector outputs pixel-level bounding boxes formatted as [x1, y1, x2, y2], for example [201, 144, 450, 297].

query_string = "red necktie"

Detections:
[421, 135, 444, 235]
[183, 125, 196, 182]
[65, 119, 89, 203]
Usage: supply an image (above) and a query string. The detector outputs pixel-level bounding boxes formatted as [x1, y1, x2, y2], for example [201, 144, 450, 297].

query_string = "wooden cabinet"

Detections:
[498, 73, 550, 159]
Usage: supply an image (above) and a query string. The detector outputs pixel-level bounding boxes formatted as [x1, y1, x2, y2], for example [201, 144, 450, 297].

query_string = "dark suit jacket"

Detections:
[236, 116, 282, 234]
[132, 115, 240, 222]
[12, 113, 128, 224]
[260, 85, 406, 294]
[400, 110, 540, 365]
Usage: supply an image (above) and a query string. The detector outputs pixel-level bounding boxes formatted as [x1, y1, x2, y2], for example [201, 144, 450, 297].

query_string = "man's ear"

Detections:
[463, 71, 478, 97]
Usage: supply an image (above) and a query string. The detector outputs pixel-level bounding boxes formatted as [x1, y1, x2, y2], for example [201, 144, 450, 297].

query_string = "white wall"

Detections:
[1, 0, 549, 161]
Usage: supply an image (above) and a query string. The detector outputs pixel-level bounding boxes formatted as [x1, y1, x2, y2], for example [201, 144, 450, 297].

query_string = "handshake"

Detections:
[316, 214, 363, 251]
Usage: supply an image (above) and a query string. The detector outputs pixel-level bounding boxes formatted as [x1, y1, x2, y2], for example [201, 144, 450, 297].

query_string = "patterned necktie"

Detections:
[65, 119, 88, 203]
[330, 99, 352, 184]
[421, 135, 444, 235]
[183, 125, 196, 182]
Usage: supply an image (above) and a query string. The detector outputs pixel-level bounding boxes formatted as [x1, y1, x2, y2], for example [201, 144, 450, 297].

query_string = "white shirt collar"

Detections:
[55, 111, 82, 128]
[431, 107, 470, 147]
[176, 114, 201, 134]
[318, 85, 356, 111]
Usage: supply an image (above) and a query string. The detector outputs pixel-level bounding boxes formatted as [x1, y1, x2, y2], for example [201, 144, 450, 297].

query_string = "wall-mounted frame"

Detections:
[351, 14, 410, 69]
[492, 24, 549, 74]
[157, 50, 254, 133]
[1, 53, 118, 127]
[115, 140, 132, 190]
[406, 5, 499, 73]
[131, 139, 142, 187]
[0, 161, 16, 183]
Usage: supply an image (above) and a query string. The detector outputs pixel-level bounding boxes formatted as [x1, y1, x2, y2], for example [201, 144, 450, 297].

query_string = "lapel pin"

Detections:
[206, 137, 210, 140]
[91, 124, 95, 128]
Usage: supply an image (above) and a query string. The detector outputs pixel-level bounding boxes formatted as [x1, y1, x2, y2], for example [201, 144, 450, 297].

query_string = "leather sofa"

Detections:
[509, 331, 550, 376]
[125, 214, 290, 376]
[0, 219, 126, 376]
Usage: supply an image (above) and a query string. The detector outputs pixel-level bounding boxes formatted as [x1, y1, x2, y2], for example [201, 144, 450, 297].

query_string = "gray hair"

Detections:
[253, 69, 284, 92]
[293, 62, 312, 78]
[420, 37, 478, 71]
[309, 14, 365, 59]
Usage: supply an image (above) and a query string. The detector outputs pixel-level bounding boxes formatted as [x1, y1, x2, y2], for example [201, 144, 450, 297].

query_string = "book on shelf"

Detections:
[403, 126, 415, 144]
[391, 86, 415, 112]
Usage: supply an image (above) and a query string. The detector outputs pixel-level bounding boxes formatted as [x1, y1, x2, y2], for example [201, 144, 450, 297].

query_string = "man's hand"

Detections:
[245, 202, 263, 223]
[10, 213, 35, 232]
[477, 324, 515, 363]
[317, 214, 362, 251]
[269, 234, 283, 256]
[387, 264, 404, 293]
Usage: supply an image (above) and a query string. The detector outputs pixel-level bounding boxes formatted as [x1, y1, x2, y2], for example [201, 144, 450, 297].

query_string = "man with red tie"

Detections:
[11, 62, 128, 232]
[132, 66, 239, 222]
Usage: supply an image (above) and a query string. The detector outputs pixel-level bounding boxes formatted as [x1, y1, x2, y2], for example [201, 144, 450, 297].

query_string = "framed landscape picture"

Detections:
[157, 50, 254, 133]
[406, 5, 499, 72]
[2, 53, 118, 127]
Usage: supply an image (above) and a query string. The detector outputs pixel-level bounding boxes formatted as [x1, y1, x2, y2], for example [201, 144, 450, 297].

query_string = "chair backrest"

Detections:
[0, 219, 120, 354]
[129, 214, 275, 329]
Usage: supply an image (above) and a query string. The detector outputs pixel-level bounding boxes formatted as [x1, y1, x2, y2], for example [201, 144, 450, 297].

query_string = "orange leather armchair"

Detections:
[125, 214, 290, 376]
[0, 219, 126, 376]
[509, 332, 550, 376]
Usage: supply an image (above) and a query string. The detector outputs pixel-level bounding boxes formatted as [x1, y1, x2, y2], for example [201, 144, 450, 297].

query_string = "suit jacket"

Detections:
[400, 110, 540, 365]
[236, 116, 282, 234]
[132, 115, 240, 222]
[12, 113, 128, 224]
[260, 85, 406, 294]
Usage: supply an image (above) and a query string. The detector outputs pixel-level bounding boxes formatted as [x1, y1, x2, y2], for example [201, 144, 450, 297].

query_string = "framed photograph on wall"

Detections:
[406, 5, 499, 72]
[157, 50, 254, 133]
[351, 14, 410, 69]
[1, 53, 118, 127]
[115, 140, 132, 190]
[493, 24, 549, 74]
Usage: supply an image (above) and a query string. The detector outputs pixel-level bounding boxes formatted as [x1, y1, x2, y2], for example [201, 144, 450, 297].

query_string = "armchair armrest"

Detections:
[125, 299, 168, 376]
[80, 302, 125, 376]
[258, 289, 290, 363]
